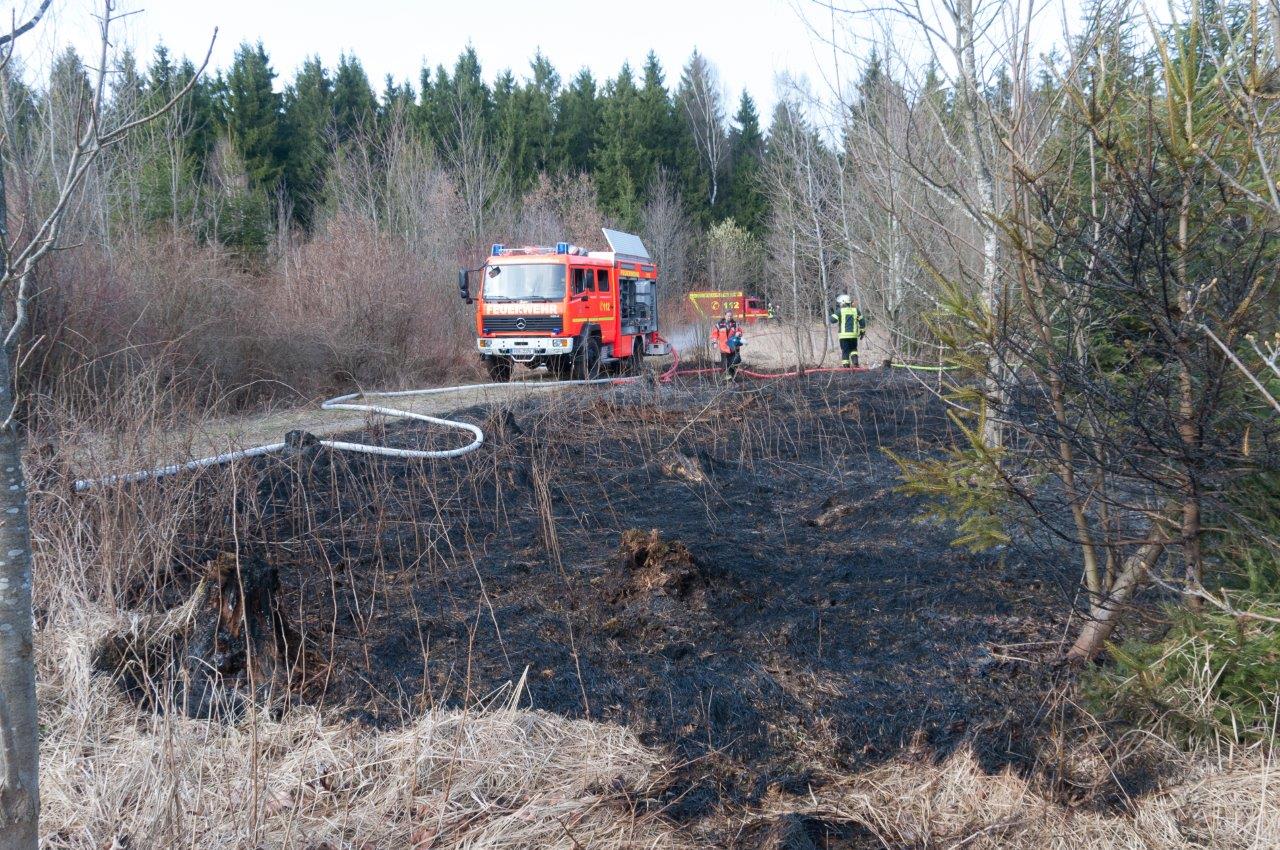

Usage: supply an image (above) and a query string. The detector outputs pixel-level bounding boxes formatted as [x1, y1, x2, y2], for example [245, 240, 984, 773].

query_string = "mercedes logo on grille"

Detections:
[515, 318, 527, 330]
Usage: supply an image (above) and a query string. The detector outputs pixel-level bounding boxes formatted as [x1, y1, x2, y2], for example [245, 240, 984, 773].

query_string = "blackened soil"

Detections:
[174, 372, 1080, 824]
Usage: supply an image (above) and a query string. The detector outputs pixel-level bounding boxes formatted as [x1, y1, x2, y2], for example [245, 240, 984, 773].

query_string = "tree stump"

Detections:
[96, 551, 302, 719]
[178, 551, 301, 718]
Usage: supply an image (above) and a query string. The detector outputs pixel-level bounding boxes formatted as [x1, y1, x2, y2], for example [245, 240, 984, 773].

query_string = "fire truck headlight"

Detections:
[478, 339, 491, 348]
[552, 339, 568, 348]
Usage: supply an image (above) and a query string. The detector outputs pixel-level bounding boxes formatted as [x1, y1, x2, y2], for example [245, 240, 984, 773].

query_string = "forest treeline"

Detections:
[28, 42, 770, 252]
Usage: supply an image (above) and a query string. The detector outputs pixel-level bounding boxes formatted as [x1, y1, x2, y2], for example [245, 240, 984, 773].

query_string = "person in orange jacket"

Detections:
[710, 310, 744, 380]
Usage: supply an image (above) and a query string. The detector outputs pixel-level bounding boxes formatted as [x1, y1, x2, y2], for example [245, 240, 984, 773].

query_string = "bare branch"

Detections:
[101, 28, 218, 145]
[1200, 323, 1280, 416]
[0, 0, 50, 49]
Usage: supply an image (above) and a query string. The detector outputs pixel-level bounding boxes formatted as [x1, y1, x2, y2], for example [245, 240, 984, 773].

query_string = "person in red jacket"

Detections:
[710, 310, 744, 380]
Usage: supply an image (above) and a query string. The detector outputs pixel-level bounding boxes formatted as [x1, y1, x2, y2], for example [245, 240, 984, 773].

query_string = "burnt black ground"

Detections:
[168, 370, 1081, 827]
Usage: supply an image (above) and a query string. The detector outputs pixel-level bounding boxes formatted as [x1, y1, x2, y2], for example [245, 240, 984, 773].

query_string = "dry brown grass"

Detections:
[748, 742, 1279, 848]
[38, 614, 686, 849]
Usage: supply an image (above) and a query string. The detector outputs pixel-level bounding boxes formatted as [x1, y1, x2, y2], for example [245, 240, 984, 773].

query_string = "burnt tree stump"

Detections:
[95, 551, 304, 719]
[176, 551, 302, 718]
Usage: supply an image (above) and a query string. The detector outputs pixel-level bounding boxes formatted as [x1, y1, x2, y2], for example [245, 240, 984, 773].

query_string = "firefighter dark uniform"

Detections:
[829, 302, 865, 367]
[711, 316, 743, 379]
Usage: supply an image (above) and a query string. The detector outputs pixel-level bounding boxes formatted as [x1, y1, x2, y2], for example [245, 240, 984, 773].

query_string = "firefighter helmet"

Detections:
[836, 294, 852, 305]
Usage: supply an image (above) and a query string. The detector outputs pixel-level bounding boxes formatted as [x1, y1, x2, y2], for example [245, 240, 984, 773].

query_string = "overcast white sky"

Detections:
[21, 0, 850, 119]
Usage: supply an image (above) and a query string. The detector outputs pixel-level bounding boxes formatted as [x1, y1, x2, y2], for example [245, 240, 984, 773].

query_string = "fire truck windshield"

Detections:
[482, 263, 565, 301]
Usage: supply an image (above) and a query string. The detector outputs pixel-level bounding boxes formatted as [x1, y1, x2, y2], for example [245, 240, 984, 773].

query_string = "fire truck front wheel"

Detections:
[574, 336, 602, 380]
[484, 355, 513, 382]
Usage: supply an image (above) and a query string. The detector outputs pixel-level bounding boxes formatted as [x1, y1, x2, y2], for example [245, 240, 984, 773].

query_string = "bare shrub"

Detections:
[512, 172, 608, 249]
[24, 233, 258, 417]
[267, 215, 472, 390]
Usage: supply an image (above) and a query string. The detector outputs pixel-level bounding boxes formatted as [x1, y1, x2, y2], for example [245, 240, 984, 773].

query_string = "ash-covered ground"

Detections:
[166, 370, 1081, 826]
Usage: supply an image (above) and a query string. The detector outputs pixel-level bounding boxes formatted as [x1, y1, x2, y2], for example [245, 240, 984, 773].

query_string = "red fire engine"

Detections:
[458, 229, 670, 381]
[687, 290, 773, 322]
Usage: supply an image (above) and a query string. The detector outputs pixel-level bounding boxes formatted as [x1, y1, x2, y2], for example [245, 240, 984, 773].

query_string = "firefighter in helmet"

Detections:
[711, 309, 744, 380]
[829, 294, 866, 367]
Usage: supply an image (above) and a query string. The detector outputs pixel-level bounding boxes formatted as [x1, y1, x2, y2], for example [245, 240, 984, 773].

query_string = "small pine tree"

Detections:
[726, 91, 767, 236]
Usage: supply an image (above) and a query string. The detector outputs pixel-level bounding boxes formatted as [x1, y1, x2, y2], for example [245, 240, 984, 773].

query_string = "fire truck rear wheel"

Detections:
[628, 336, 645, 375]
[485, 356, 513, 382]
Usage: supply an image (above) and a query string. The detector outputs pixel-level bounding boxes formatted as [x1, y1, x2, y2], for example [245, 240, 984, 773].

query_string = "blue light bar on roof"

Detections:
[556, 242, 569, 254]
[491, 244, 504, 256]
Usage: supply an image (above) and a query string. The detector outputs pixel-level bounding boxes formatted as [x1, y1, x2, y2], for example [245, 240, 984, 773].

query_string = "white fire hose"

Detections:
[72, 374, 633, 492]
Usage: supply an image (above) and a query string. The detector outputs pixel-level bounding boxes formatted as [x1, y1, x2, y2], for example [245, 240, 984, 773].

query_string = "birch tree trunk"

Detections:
[1067, 540, 1166, 661]
[0, 352, 37, 849]
[954, 0, 1004, 450]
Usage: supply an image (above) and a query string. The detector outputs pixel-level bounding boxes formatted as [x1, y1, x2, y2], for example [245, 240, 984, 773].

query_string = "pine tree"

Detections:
[178, 58, 221, 174]
[519, 51, 559, 184]
[448, 47, 492, 145]
[726, 91, 767, 235]
[112, 48, 145, 114]
[378, 75, 414, 129]
[332, 53, 376, 143]
[594, 63, 642, 223]
[283, 56, 333, 225]
[145, 45, 175, 97]
[0, 64, 37, 156]
[553, 68, 599, 175]
[413, 65, 441, 141]
[225, 42, 288, 193]
[128, 46, 207, 232]
[492, 68, 521, 180]
[48, 48, 93, 131]
[633, 52, 677, 191]
[109, 48, 151, 231]
[493, 53, 559, 192]
[419, 48, 493, 154]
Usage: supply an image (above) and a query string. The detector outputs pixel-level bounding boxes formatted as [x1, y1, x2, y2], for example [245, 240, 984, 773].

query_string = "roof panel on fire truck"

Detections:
[602, 228, 650, 261]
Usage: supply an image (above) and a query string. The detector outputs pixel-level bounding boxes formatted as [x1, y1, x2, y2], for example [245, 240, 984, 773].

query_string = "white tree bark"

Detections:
[952, 0, 1005, 449]
[0, 352, 35, 850]
[0, 6, 214, 846]
[678, 52, 727, 210]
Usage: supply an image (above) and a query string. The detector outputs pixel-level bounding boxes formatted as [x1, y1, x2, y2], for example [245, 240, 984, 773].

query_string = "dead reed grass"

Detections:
[38, 611, 687, 849]
[752, 740, 1278, 848]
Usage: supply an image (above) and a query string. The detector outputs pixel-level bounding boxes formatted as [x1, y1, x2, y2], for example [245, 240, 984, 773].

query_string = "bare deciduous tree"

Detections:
[641, 168, 690, 320]
[0, 4, 211, 846]
[677, 51, 728, 210]
[441, 88, 508, 254]
[761, 92, 838, 367]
